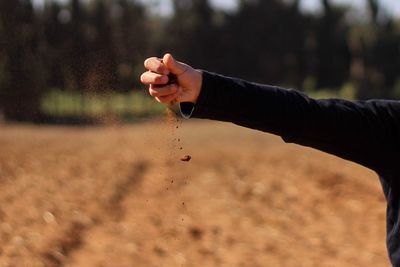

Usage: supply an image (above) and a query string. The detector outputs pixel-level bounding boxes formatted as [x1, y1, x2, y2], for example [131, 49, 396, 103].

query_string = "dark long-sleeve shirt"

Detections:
[181, 71, 400, 266]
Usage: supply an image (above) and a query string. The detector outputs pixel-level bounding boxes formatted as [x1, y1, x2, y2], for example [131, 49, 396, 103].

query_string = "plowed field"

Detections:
[0, 120, 389, 266]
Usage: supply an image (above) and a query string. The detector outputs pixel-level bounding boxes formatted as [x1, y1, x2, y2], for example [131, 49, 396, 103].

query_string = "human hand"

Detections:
[140, 53, 202, 104]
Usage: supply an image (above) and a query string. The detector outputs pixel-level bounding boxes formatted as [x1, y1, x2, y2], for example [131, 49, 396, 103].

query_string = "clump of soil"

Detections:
[180, 155, 191, 162]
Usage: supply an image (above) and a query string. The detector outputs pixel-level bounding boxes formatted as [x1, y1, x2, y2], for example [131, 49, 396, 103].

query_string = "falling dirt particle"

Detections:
[166, 187, 169, 191]
[171, 180, 174, 184]
[177, 138, 180, 142]
[179, 147, 183, 150]
[180, 155, 191, 162]
[176, 126, 179, 129]
[189, 227, 203, 240]
[182, 202, 185, 206]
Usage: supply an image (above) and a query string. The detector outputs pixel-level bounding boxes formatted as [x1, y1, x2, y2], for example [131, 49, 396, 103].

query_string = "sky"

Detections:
[209, 0, 400, 17]
[301, 0, 400, 16]
[32, 0, 400, 17]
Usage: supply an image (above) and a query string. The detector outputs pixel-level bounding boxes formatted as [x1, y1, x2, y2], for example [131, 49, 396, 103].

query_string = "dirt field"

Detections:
[0, 119, 389, 267]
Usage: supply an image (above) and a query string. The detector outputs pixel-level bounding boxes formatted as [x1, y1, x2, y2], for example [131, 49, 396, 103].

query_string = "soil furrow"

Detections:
[40, 161, 148, 267]
[105, 161, 148, 221]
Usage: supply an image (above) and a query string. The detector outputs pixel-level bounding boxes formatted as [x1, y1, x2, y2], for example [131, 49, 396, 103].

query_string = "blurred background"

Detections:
[0, 0, 398, 266]
[1, 0, 400, 123]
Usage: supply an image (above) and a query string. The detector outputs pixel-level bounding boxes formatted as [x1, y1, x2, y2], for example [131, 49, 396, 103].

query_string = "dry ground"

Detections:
[0, 119, 389, 266]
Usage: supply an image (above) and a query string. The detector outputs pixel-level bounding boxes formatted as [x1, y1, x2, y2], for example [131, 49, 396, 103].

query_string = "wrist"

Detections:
[191, 69, 203, 103]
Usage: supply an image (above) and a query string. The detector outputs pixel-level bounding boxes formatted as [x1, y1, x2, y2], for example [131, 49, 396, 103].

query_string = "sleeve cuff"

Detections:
[179, 102, 195, 119]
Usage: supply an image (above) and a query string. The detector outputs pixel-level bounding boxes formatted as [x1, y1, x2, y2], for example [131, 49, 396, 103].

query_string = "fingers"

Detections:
[162, 53, 188, 75]
[144, 57, 169, 75]
[155, 90, 180, 104]
[149, 84, 178, 98]
[141, 54, 189, 104]
[140, 71, 169, 85]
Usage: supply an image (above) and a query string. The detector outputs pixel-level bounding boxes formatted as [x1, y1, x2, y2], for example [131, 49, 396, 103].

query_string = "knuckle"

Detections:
[144, 57, 156, 68]
[141, 72, 153, 83]
[144, 58, 151, 68]
[140, 73, 146, 83]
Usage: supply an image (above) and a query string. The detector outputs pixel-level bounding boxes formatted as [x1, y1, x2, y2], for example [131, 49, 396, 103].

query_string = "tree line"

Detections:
[0, 0, 399, 121]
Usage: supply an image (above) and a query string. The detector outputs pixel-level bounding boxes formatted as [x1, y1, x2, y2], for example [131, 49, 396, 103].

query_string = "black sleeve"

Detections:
[187, 71, 400, 173]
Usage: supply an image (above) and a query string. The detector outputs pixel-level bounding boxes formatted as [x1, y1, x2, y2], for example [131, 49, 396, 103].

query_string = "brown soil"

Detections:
[0, 120, 389, 266]
[180, 155, 191, 162]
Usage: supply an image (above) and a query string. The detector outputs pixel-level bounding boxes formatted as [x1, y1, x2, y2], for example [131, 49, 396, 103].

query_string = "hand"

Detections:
[140, 53, 203, 104]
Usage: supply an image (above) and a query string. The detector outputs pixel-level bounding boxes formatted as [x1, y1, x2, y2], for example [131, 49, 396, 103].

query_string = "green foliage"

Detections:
[391, 78, 400, 100]
[306, 82, 356, 100]
[40, 89, 165, 119]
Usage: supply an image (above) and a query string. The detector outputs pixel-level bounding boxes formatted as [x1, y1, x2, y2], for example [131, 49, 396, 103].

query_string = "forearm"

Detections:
[189, 71, 302, 138]
[189, 71, 400, 172]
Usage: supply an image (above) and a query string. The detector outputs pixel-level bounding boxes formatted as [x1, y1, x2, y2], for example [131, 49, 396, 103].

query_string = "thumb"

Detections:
[163, 53, 188, 75]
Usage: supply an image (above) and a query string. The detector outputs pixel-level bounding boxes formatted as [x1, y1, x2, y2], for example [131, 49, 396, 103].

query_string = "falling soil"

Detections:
[166, 106, 191, 162]
[180, 155, 192, 162]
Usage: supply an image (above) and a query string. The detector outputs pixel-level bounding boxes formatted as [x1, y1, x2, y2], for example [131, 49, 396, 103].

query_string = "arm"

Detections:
[140, 54, 400, 174]
[192, 71, 400, 173]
